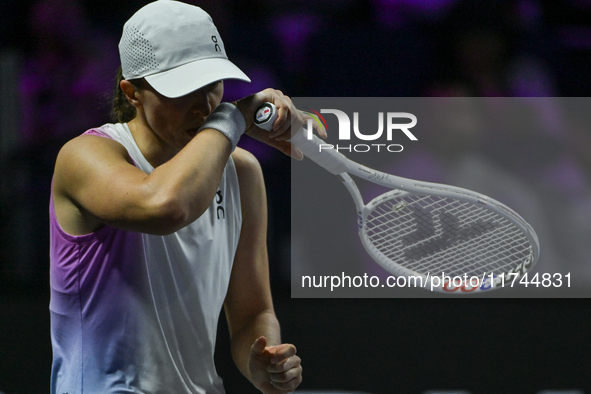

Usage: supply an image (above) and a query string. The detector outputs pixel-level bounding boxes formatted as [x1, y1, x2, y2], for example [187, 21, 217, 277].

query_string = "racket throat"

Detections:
[337, 173, 365, 213]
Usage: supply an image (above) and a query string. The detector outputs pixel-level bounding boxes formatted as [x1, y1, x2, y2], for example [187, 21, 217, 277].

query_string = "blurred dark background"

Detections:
[1, 0, 590, 392]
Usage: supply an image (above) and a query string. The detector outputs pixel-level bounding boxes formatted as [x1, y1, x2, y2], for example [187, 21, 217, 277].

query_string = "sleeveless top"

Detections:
[50, 123, 241, 393]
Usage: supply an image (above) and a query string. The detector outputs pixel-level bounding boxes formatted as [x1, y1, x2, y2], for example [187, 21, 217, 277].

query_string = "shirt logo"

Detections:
[216, 189, 225, 220]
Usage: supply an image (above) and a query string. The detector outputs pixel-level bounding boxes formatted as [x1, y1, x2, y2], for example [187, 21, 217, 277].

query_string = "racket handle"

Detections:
[289, 130, 349, 174]
[253, 102, 349, 174]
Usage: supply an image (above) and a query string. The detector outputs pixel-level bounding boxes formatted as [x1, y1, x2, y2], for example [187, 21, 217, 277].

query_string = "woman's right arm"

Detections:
[52, 127, 232, 236]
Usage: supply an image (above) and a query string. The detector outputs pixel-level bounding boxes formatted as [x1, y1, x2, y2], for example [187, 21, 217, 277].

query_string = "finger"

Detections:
[250, 336, 268, 357]
[300, 111, 327, 139]
[269, 97, 292, 138]
[269, 368, 303, 391]
[270, 380, 300, 392]
[264, 90, 286, 133]
[271, 95, 289, 132]
[266, 354, 301, 373]
[269, 364, 301, 384]
[271, 96, 304, 140]
[315, 119, 328, 139]
[283, 142, 304, 160]
[291, 146, 304, 161]
[267, 343, 297, 364]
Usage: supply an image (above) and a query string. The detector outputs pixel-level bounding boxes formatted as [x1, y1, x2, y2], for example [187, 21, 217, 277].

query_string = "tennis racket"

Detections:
[254, 102, 540, 293]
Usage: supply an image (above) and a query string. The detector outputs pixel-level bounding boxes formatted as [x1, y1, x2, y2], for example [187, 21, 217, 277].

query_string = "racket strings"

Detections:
[363, 194, 532, 277]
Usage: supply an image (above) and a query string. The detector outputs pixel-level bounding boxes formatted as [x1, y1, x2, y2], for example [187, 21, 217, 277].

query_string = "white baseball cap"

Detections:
[119, 0, 251, 98]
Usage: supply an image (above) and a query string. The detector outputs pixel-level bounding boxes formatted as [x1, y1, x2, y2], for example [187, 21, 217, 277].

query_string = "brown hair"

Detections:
[110, 67, 144, 123]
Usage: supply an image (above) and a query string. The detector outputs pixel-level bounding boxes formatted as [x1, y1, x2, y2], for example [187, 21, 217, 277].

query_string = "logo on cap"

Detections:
[211, 36, 221, 52]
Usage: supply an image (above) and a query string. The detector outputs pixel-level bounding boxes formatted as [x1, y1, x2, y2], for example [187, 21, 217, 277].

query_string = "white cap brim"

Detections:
[144, 57, 251, 98]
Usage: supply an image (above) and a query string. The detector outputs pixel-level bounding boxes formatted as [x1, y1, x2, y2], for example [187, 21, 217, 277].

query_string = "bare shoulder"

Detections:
[231, 147, 264, 189]
[56, 135, 125, 194]
[56, 134, 130, 172]
[230, 147, 266, 219]
[52, 133, 138, 235]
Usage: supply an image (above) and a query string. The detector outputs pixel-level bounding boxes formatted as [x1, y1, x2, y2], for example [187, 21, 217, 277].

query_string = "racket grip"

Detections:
[253, 102, 349, 174]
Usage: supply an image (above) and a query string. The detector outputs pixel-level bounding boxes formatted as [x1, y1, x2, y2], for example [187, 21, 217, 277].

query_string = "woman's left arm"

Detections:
[224, 147, 302, 394]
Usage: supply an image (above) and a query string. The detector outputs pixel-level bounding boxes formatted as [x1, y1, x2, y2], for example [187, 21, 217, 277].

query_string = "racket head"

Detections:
[358, 187, 539, 294]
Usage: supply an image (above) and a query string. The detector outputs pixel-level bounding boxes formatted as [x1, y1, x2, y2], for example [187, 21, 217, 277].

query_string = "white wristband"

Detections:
[198, 103, 245, 151]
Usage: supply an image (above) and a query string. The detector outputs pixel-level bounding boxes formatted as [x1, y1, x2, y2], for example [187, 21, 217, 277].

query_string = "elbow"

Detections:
[139, 178, 214, 235]
[147, 194, 192, 235]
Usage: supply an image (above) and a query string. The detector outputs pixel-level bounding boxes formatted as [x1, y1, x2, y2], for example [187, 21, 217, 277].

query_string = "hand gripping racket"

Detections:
[254, 103, 540, 293]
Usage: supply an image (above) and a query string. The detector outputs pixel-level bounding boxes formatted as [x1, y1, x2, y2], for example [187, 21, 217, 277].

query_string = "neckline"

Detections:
[123, 122, 155, 173]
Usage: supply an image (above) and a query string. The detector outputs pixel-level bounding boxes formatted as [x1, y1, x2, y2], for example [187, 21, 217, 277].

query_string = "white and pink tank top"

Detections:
[49, 123, 241, 394]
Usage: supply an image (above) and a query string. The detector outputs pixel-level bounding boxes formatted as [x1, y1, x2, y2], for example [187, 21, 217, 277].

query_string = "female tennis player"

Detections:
[49, 1, 308, 393]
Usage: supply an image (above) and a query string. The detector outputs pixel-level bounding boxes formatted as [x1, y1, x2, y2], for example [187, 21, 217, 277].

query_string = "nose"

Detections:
[189, 89, 213, 116]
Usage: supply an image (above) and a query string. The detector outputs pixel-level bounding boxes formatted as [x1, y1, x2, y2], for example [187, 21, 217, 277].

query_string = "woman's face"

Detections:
[136, 80, 225, 152]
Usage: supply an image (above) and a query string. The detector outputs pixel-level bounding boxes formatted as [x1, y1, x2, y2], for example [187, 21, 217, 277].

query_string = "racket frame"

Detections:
[291, 127, 540, 293]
